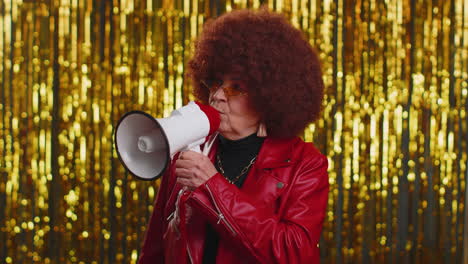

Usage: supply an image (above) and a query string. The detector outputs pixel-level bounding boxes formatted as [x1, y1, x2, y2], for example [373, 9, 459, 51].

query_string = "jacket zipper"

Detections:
[186, 244, 194, 264]
[172, 188, 193, 263]
[204, 184, 237, 236]
[166, 211, 175, 221]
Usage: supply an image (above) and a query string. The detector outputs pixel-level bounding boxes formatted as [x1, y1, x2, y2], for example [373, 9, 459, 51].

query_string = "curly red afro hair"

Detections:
[187, 9, 324, 138]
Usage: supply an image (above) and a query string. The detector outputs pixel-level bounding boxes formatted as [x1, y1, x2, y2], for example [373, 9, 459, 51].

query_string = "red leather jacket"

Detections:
[138, 136, 329, 264]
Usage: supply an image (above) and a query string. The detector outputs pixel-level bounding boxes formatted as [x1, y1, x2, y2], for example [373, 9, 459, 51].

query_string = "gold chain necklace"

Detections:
[216, 153, 257, 184]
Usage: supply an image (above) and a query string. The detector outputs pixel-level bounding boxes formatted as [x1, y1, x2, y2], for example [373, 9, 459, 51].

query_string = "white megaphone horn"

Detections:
[114, 101, 220, 181]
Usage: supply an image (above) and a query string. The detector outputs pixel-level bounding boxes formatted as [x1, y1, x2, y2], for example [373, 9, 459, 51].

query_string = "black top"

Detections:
[202, 133, 265, 263]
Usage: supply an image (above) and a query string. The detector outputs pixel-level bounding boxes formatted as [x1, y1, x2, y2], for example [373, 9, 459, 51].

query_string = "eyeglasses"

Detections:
[201, 79, 248, 97]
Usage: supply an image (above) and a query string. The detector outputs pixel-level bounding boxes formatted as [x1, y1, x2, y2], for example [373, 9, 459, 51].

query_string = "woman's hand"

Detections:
[175, 151, 218, 190]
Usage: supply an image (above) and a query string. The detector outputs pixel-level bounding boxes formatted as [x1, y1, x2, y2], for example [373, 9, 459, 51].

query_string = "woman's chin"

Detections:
[217, 126, 229, 135]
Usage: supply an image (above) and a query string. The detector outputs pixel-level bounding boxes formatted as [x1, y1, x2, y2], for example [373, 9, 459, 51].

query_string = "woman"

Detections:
[139, 8, 329, 264]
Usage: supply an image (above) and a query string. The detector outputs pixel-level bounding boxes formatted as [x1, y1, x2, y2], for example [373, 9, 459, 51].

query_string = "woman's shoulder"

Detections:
[262, 136, 327, 165]
[288, 137, 326, 157]
[289, 137, 328, 168]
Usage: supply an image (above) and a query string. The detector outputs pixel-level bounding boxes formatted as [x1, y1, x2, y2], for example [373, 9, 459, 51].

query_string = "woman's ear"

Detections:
[257, 122, 267, 137]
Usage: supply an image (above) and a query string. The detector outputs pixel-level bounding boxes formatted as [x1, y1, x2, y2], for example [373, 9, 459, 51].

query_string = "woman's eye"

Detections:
[212, 79, 223, 87]
[204, 79, 223, 92]
[232, 83, 245, 92]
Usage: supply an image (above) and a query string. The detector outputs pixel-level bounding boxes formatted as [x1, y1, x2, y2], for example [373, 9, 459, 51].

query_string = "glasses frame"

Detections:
[201, 79, 248, 97]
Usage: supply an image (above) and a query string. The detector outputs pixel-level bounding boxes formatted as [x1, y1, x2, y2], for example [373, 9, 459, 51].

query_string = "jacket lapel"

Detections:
[203, 136, 299, 196]
[241, 136, 299, 193]
[206, 136, 299, 173]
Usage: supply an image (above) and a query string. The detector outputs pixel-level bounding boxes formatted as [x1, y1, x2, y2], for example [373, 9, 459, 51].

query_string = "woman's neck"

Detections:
[219, 126, 259, 140]
[218, 133, 263, 150]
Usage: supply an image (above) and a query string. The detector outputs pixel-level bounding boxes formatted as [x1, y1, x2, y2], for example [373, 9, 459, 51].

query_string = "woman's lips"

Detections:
[210, 104, 224, 114]
[213, 108, 224, 114]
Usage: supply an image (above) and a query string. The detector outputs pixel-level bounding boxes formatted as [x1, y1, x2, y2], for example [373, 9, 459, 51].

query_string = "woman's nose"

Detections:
[210, 86, 227, 101]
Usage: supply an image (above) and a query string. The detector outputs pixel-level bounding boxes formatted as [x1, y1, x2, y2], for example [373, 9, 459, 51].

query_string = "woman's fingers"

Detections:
[176, 177, 191, 186]
[178, 150, 199, 160]
[176, 171, 201, 190]
[175, 150, 217, 189]
[175, 167, 194, 179]
[175, 159, 194, 169]
[176, 151, 202, 168]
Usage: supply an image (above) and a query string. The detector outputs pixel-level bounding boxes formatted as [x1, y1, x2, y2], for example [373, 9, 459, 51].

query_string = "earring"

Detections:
[257, 122, 267, 137]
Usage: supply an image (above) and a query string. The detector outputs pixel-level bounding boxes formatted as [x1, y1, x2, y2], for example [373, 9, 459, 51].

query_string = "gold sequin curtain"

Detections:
[1, 0, 467, 263]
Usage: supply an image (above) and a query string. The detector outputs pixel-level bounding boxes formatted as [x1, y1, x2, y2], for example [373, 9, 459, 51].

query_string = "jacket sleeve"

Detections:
[138, 167, 171, 263]
[186, 153, 329, 264]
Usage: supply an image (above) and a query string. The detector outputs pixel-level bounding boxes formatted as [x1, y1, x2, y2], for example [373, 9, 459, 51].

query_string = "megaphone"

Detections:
[114, 101, 220, 181]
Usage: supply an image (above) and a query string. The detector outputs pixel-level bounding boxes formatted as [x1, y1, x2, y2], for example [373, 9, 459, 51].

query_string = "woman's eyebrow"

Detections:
[229, 76, 243, 81]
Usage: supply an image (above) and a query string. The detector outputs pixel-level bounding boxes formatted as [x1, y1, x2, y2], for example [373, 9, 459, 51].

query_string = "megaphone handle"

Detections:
[201, 133, 217, 156]
[186, 137, 204, 154]
[188, 145, 201, 153]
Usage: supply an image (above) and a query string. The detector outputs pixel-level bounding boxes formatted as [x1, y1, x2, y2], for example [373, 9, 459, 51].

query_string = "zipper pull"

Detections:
[217, 213, 224, 225]
[171, 188, 185, 224]
[166, 211, 175, 221]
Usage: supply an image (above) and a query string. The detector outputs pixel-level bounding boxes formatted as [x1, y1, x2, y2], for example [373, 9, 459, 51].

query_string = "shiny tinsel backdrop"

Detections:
[0, 0, 467, 263]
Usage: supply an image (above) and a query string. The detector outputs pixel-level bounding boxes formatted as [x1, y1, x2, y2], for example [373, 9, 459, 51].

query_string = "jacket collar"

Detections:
[206, 135, 300, 170]
[255, 136, 300, 169]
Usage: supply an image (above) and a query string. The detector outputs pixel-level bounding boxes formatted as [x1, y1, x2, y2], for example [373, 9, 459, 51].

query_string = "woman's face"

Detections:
[208, 75, 260, 140]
